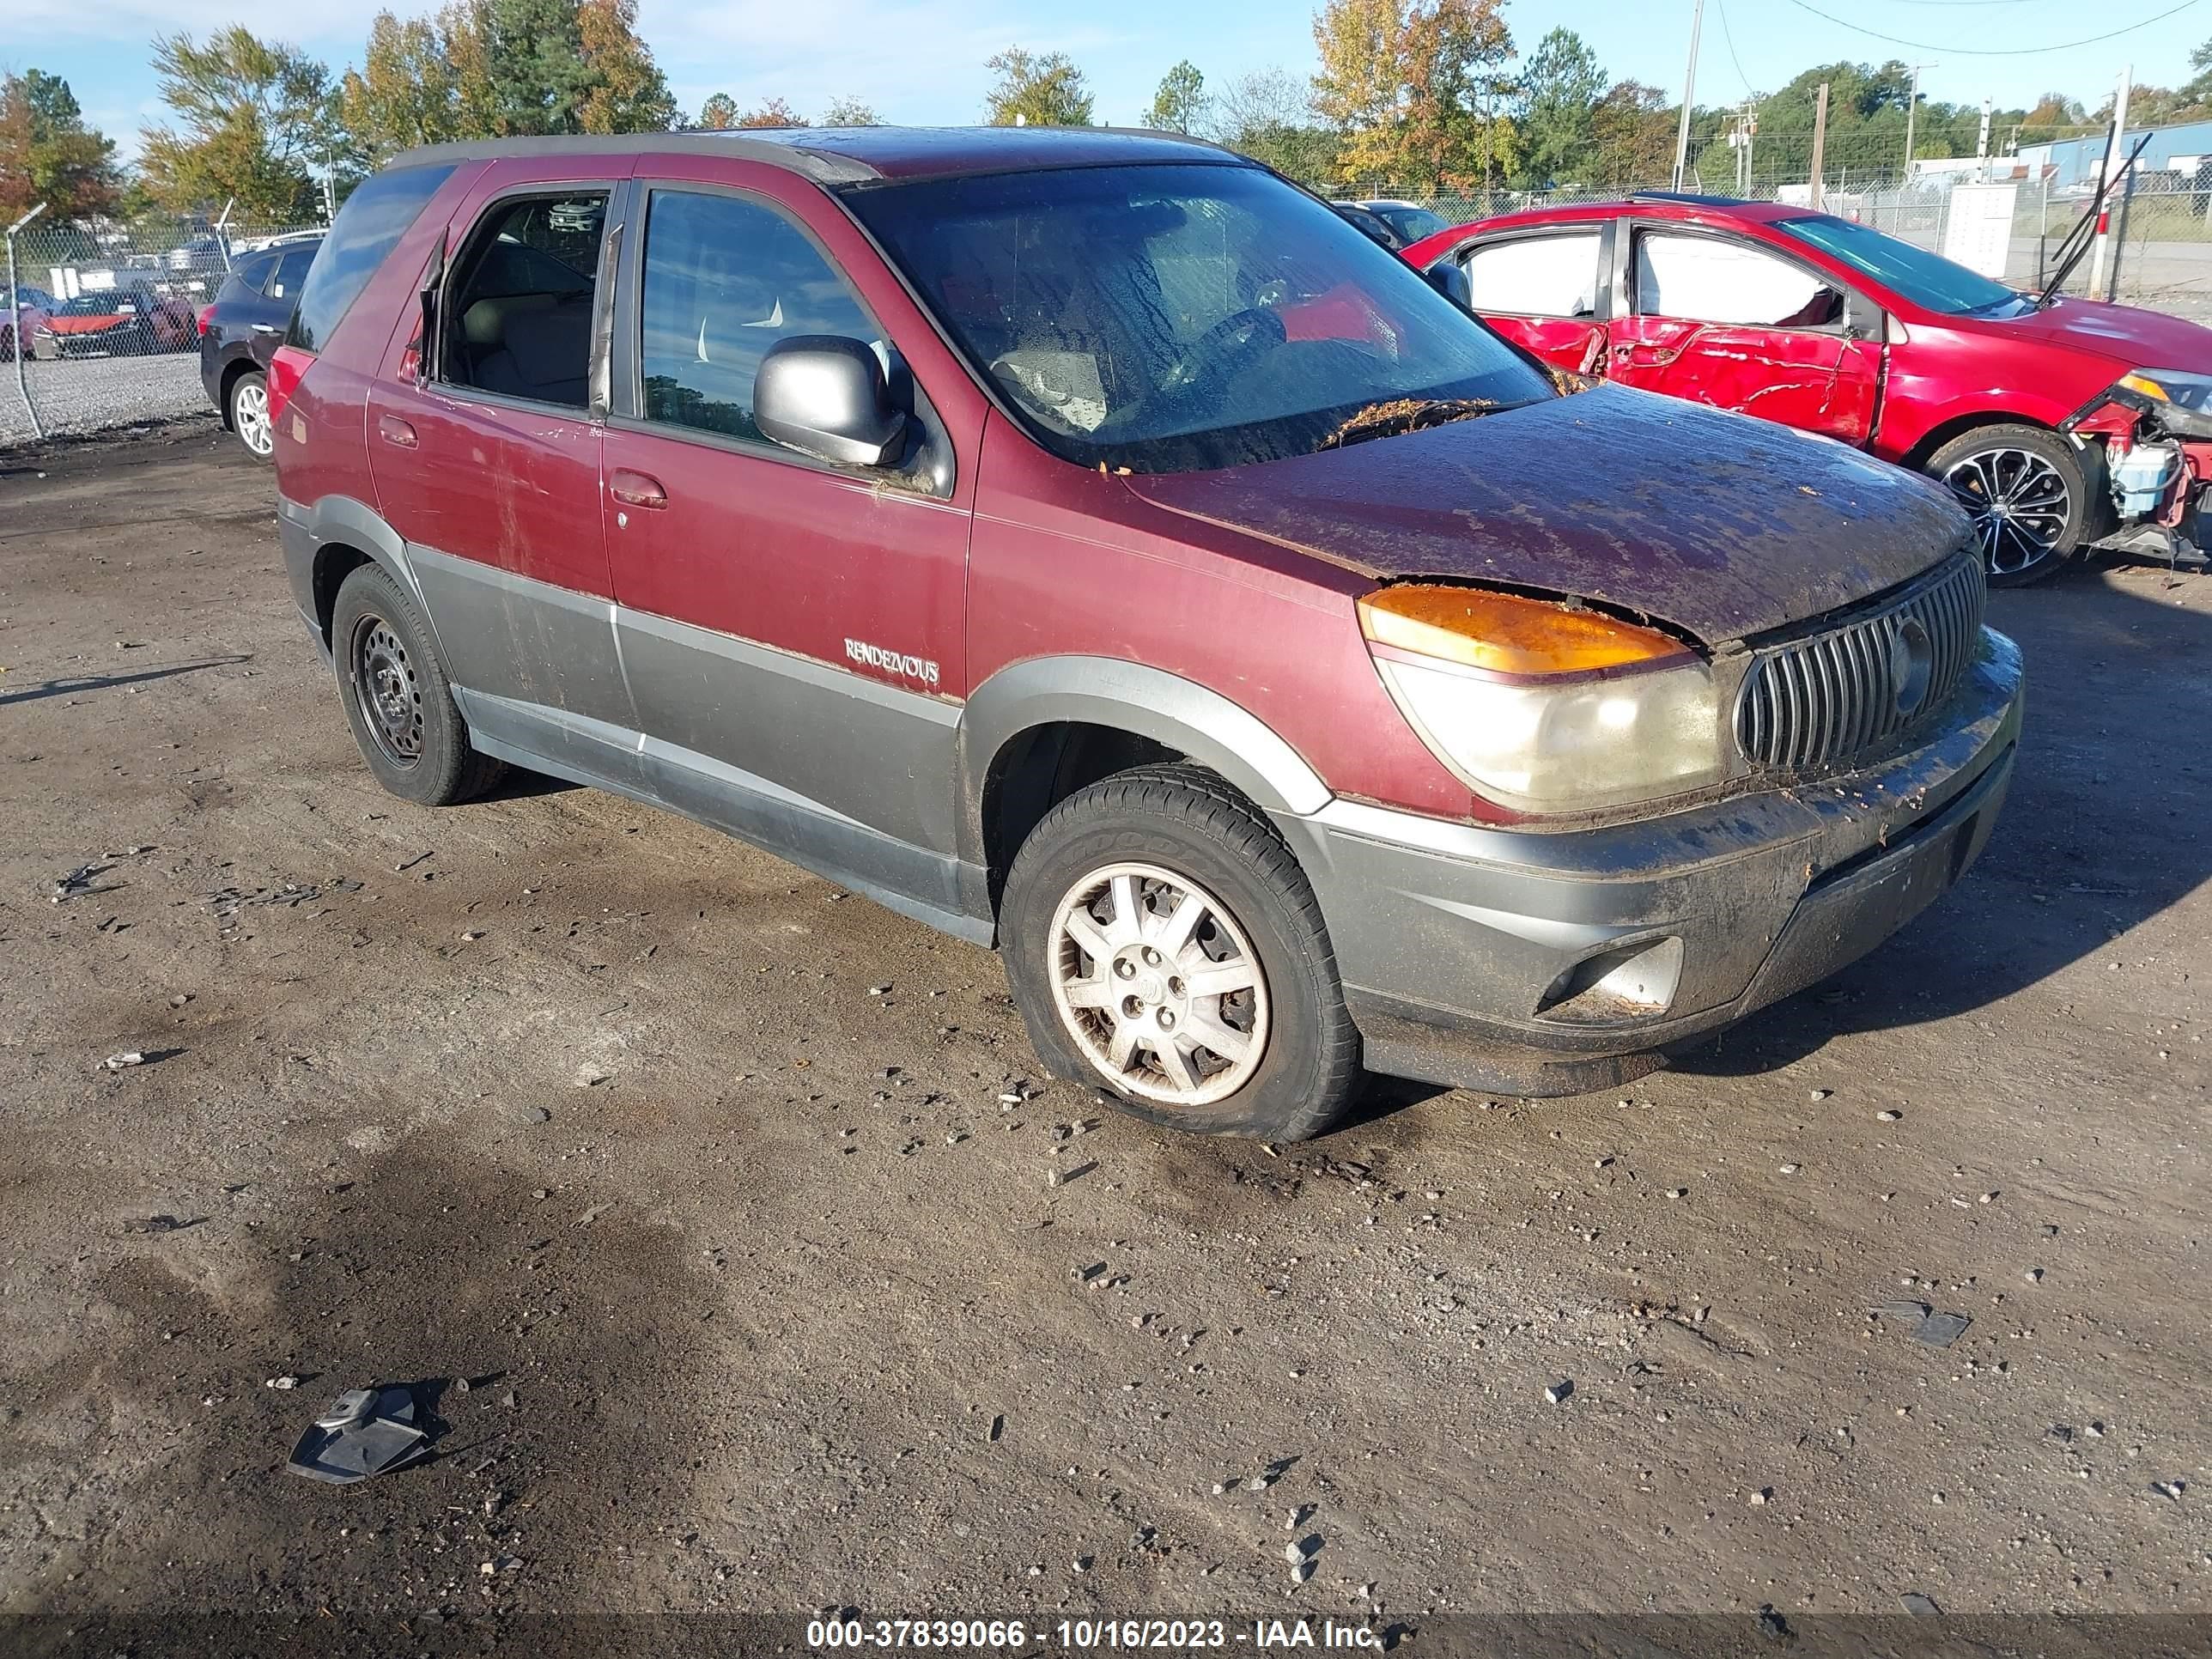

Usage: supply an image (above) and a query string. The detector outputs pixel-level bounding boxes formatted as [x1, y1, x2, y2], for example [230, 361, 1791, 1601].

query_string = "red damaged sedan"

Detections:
[1405, 193, 2212, 585]
[44, 283, 199, 359]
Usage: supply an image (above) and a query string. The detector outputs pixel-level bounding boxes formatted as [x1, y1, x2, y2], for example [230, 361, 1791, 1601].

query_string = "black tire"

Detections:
[228, 368, 274, 461]
[330, 562, 505, 806]
[0, 325, 15, 363]
[1925, 422, 2088, 587]
[1000, 762, 1362, 1142]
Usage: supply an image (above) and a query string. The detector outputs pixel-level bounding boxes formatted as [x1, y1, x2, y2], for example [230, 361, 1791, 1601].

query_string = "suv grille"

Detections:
[1734, 552, 1985, 775]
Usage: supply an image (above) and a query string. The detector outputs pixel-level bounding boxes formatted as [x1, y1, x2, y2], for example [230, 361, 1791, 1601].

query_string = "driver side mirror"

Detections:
[1426, 262, 1473, 311]
[755, 335, 908, 468]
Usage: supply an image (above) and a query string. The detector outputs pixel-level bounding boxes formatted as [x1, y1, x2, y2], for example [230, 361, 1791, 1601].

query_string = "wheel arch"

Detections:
[293, 495, 430, 656]
[216, 354, 263, 429]
[1896, 407, 2068, 473]
[959, 658, 1333, 906]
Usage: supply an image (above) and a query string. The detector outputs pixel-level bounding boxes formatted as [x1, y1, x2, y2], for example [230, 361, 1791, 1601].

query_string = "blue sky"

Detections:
[3, 0, 2201, 160]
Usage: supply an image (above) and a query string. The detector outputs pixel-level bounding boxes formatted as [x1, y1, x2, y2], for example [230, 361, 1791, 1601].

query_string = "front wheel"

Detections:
[228, 370, 274, 459]
[1927, 423, 2087, 587]
[1000, 763, 1362, 1141]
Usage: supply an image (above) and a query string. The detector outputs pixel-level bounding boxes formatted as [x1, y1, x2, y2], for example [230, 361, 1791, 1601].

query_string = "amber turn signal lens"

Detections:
[2118, 372, 2171, 402]
[1358, 585, 1690, 677]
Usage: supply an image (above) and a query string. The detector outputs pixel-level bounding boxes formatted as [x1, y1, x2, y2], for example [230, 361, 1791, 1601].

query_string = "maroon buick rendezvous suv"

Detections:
[266, 127, 2022, 1141]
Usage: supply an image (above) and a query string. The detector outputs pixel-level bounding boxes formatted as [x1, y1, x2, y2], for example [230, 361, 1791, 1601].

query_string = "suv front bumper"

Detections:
[1273, 629, 2023, 1097]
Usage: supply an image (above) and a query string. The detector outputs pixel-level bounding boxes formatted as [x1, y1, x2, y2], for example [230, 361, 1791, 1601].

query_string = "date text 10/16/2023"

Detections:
[805, 1620, 1385, 1650]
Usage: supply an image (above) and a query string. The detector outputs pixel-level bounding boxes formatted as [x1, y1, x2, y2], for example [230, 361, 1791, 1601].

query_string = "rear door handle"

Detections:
[377, 413, 417, 448]
[610, 468, 667, 509]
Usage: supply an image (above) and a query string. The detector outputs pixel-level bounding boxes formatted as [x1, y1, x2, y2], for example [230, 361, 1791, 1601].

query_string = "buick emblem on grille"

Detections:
[1889, 616, 1934, 718]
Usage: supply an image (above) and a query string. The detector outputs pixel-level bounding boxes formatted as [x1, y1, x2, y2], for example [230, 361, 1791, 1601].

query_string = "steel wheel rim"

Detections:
[350, 614, 423, 767]
[1047, 860, 1271, 1109]
[1942, 445, 2072, 576]
[234, 381, 273, 455]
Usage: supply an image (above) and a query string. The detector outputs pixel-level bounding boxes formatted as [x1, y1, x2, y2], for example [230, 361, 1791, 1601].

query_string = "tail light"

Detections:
[196, 304, 217, 337]
[266, 343, 313, 428]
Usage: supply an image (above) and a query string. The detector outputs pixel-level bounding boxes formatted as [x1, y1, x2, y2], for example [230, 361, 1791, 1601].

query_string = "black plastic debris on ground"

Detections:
[1870, 1298, 1971, 1348]
[287, 1386, 429, 1485]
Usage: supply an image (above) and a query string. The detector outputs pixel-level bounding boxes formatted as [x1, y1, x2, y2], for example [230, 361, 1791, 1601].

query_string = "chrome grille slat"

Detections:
[1733, 551, 1985, 777]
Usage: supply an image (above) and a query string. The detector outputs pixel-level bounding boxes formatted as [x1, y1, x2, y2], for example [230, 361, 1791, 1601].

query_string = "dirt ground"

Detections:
[0, 420, 2206, 1650]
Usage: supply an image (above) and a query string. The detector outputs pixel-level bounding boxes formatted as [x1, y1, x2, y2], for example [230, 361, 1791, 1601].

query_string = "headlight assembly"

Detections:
[1358, 585, 1728, 814]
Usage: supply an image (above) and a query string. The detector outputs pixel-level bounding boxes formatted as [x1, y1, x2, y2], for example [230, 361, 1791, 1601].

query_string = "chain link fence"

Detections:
[3, 216, 324, 447]
[8, 178, 2212, 447]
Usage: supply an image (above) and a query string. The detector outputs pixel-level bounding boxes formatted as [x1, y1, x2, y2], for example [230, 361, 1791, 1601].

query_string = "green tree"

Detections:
[984, 46, 1094, 126]
[139, 27, 338, 221]
[339, 11, 467, 165]
[1517, 28, 1605, 185]
[481, 0, 595, 134]
[1588, 80, 1674, 185]
[698, 93, 738, 130]
[821, 97, 881, 125]
[737, 97, 807, 128]
[0, 70, 120, 222]
[1209, 67, 1340, 188]
[1145, 60, 1207, 133]
[578, 0, 676, 133]
[1312, 0, 1515, 190]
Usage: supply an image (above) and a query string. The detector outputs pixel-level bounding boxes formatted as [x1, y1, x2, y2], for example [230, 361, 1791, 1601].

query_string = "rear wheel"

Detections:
[1927, 422, 2087, 587]
[1000, 763, 1362, 1141]
[228, 370, 274, 459]
[331, 563, 505, 806]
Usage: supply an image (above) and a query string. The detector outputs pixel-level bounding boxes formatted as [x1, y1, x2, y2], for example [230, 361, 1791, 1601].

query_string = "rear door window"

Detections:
[1632, 231, 1843, 330]
[286, 162, 455, 353]
[1463, 232, 1602, 317]
[441, 193, 609, 410]
[636, 189, 878, 445]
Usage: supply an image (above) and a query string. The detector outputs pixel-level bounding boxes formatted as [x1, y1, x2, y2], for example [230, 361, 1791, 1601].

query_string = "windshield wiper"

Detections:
[1316, 398, 1501, 453]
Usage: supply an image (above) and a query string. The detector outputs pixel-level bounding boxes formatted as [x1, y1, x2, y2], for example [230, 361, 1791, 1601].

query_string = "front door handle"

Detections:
[377, 413, 417, 448]
[251, 323, 283, 334]
[609, 468, 667, 509]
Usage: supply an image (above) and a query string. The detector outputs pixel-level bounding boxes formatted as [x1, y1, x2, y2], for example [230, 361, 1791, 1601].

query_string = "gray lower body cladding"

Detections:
[1275, 630, 2024, 1096]
[283, 494, 2023, 1103]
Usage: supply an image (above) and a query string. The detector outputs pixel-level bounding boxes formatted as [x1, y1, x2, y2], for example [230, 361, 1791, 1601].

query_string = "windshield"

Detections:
[845, 162, 1553, 471]
[1371, 203, 1450, 242]
[1771, 214, 2025, 316]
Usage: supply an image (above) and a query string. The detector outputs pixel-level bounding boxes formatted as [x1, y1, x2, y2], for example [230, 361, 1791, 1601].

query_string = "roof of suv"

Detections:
[386, 125, 1243, 186]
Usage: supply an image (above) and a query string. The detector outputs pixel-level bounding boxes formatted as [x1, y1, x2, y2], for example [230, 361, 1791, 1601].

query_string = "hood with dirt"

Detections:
[1124, 383, 1971, 644]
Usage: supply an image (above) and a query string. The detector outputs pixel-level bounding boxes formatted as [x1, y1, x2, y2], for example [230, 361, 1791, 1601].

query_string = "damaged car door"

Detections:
[1459, 228, 1608, 375]
[1606, 225, 1881, 445]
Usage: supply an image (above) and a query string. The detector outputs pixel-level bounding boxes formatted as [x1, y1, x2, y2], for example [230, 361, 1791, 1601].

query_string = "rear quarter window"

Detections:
[221, 253, 279, 303]
[287, 164, 457, 352]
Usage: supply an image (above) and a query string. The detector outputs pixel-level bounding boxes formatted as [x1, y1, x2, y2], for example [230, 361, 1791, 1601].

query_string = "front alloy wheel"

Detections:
[1000, 762, 1362, 1141]
[1048, 861, 1271, 1108]
[1929, 422, 2087, 586]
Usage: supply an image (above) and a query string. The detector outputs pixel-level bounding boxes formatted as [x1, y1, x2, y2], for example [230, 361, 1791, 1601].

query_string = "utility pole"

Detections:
[8, 202, 48, 441]
[2089, 64, 2132, 301]
[1809, 82, 1831, 210]
[1671, 0, 1706, 191]
[1903, 63, 1934, 187]
[1977, 96, 1993, 182]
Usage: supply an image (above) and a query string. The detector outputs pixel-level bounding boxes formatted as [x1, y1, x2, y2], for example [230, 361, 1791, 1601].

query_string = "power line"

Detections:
[1714, 0, 1756, 96]
[1776, 0, 2202, 52]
